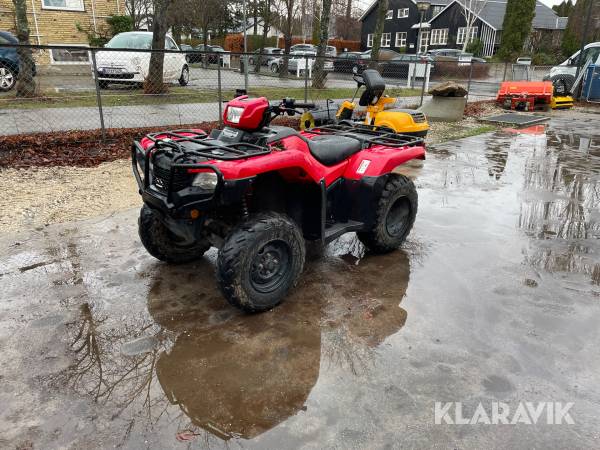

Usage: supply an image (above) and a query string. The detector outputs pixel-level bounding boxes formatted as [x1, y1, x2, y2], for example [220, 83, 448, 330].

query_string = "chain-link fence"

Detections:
[0, 43, 562, 139]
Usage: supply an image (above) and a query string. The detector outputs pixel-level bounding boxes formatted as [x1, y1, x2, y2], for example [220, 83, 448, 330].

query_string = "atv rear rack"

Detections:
[144, 129, 272, 161]
[306, 124, 424, 149]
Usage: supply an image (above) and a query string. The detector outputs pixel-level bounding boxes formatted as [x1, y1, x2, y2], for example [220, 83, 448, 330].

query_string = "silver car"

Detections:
[269, 51, 334, 74]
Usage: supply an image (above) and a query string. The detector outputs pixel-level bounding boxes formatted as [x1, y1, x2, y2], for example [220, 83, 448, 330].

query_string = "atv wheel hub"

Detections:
[250, 241, 291, 293]
[386, 197, 411, 237]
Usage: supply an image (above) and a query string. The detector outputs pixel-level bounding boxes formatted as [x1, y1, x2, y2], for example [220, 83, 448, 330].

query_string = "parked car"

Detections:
[333, 51, 364, 72]
[268, 51, 333, 74]
[248, 47, 283, 66]
[516, 56, 532, 66]
[378, 54, 434, 78]
[0, 30, 36, 92]
[94, 32, 188, 89]
[188, 44, 227, 64]
[355, 49, 400, 72]
[325, 45, 337, 58]
[290, 43, 316, 53]
[179, 43, 193, 62]
[543, 42, 600, 92]
[427, 48, 486, 63]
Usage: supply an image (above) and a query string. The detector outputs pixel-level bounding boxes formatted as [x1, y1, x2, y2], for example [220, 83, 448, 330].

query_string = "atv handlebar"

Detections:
[281, 98, 316, 110]
[266, 98, 316, 121]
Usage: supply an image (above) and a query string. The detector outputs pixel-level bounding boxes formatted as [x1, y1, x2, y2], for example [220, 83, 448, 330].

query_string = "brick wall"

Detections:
[0, 0, 126, 64]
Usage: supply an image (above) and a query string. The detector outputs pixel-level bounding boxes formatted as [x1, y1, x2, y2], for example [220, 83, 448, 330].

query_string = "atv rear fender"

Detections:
[342, 144, 425, 180]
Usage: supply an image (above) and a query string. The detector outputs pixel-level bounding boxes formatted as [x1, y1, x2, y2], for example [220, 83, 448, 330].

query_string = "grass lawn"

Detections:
[0, 86, 423, 110]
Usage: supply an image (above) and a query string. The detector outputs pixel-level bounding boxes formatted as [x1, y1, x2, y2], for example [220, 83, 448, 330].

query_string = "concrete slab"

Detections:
[480, 113, 550, 127]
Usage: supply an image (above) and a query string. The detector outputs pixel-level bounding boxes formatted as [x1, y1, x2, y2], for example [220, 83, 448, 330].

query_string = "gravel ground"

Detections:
[0, 160, 140, 234]
[0, 102, 505, 235]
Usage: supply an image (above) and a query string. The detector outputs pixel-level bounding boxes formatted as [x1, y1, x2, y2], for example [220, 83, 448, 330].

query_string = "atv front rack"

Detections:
[306, 124, 424, 149]
[144, 129, 272, 161]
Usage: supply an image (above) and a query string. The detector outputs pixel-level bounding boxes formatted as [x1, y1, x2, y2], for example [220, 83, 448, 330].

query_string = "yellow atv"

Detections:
[300, 69, 429, 137]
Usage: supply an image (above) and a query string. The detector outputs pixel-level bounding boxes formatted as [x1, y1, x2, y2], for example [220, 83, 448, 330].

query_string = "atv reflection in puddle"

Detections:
[148, 236, 411, 441]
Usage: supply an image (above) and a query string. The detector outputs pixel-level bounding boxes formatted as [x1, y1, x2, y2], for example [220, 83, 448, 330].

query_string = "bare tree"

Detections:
[11, 0, 36, 97]
[369, 0, 388, 67]
[126, 0, 153, 30]
[459, 0, 489, 52]
[312, 0, 332, 89]
[254, 0, 273, 73]
[145, 0, 170, 94]
[278, 0, 300, 77]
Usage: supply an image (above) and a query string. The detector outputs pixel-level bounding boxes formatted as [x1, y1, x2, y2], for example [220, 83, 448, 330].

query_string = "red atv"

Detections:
[132, 71, 426, 312]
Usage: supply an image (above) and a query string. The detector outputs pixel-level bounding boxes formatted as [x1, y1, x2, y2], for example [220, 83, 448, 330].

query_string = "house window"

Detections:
[42, 0, 84, 11]
[431, 5, 444, 16]
[430, 28, 448, 46]
[457, 27, 478, 45]
[395, 32, 407, 48]
[397, 8, 409, 18]
[367, 34, 374, 47]
[49, 45, 90, 64]
[381, 33, 391, 47]
[385, 10, 393, 19]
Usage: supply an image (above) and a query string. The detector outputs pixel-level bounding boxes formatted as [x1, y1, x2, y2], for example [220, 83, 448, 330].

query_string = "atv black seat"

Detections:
[308, 135, 363, 166]
[266, 126, 364, 166]
[359, 69, 386, 106]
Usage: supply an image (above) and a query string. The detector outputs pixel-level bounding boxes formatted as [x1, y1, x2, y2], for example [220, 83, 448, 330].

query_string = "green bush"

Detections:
[466, 39, 484, 57]
[531, 52, 560, 65]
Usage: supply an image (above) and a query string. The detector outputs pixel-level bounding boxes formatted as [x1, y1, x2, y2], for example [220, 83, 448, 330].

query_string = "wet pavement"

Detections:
[1, 112, 599, 449]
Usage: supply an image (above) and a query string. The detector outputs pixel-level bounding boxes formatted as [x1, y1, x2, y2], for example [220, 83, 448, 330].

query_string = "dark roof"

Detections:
[431, 0, 567, 31]
[359, 0, 453, 22]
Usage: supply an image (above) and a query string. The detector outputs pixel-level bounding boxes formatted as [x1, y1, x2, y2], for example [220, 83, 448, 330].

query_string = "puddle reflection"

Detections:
[49, 238, 412, 443]
[519, 129, 600, 284]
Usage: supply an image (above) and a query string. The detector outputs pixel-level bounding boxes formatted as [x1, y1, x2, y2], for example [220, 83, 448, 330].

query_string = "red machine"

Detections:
[496, 81, 554, 111]
[132, 89, 425, 312]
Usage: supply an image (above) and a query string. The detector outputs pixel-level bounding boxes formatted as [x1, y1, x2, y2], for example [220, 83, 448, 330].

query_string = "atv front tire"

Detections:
[358, 174, 417, 253]
[217, 213, 305, 313]
[138, 205, 210, 263]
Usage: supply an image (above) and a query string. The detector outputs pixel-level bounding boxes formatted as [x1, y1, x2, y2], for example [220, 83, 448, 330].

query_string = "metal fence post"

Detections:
[217, 59, 223, 125]
[466, 61, 474, 102]
[304, 55, 309, 103]
[90, 48, 106, 140]
[419, 60, 428, 107]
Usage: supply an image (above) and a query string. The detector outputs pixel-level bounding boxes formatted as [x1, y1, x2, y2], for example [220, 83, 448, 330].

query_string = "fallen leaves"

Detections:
[0, 117, 299, 169]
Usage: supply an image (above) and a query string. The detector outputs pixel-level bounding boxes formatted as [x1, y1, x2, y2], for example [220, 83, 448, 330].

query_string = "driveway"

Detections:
[1, 112, 599, 449]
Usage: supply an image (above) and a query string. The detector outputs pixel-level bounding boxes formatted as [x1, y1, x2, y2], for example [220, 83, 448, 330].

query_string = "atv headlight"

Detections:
[192, 172, 218, 190]
[226, 106, 244, 124]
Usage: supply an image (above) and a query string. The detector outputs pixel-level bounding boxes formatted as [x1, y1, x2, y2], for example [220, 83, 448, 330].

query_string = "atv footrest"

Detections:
[324, 220, 365, 244]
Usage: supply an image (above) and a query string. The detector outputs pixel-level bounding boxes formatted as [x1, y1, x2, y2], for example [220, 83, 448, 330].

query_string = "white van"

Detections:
[544, 42, 600, 91]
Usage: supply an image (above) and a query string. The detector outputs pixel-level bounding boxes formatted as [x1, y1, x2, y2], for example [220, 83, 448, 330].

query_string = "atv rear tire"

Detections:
[217, 213, 305, 313]
[358, 174, 417, 253]
[138, 205, 210, 263]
